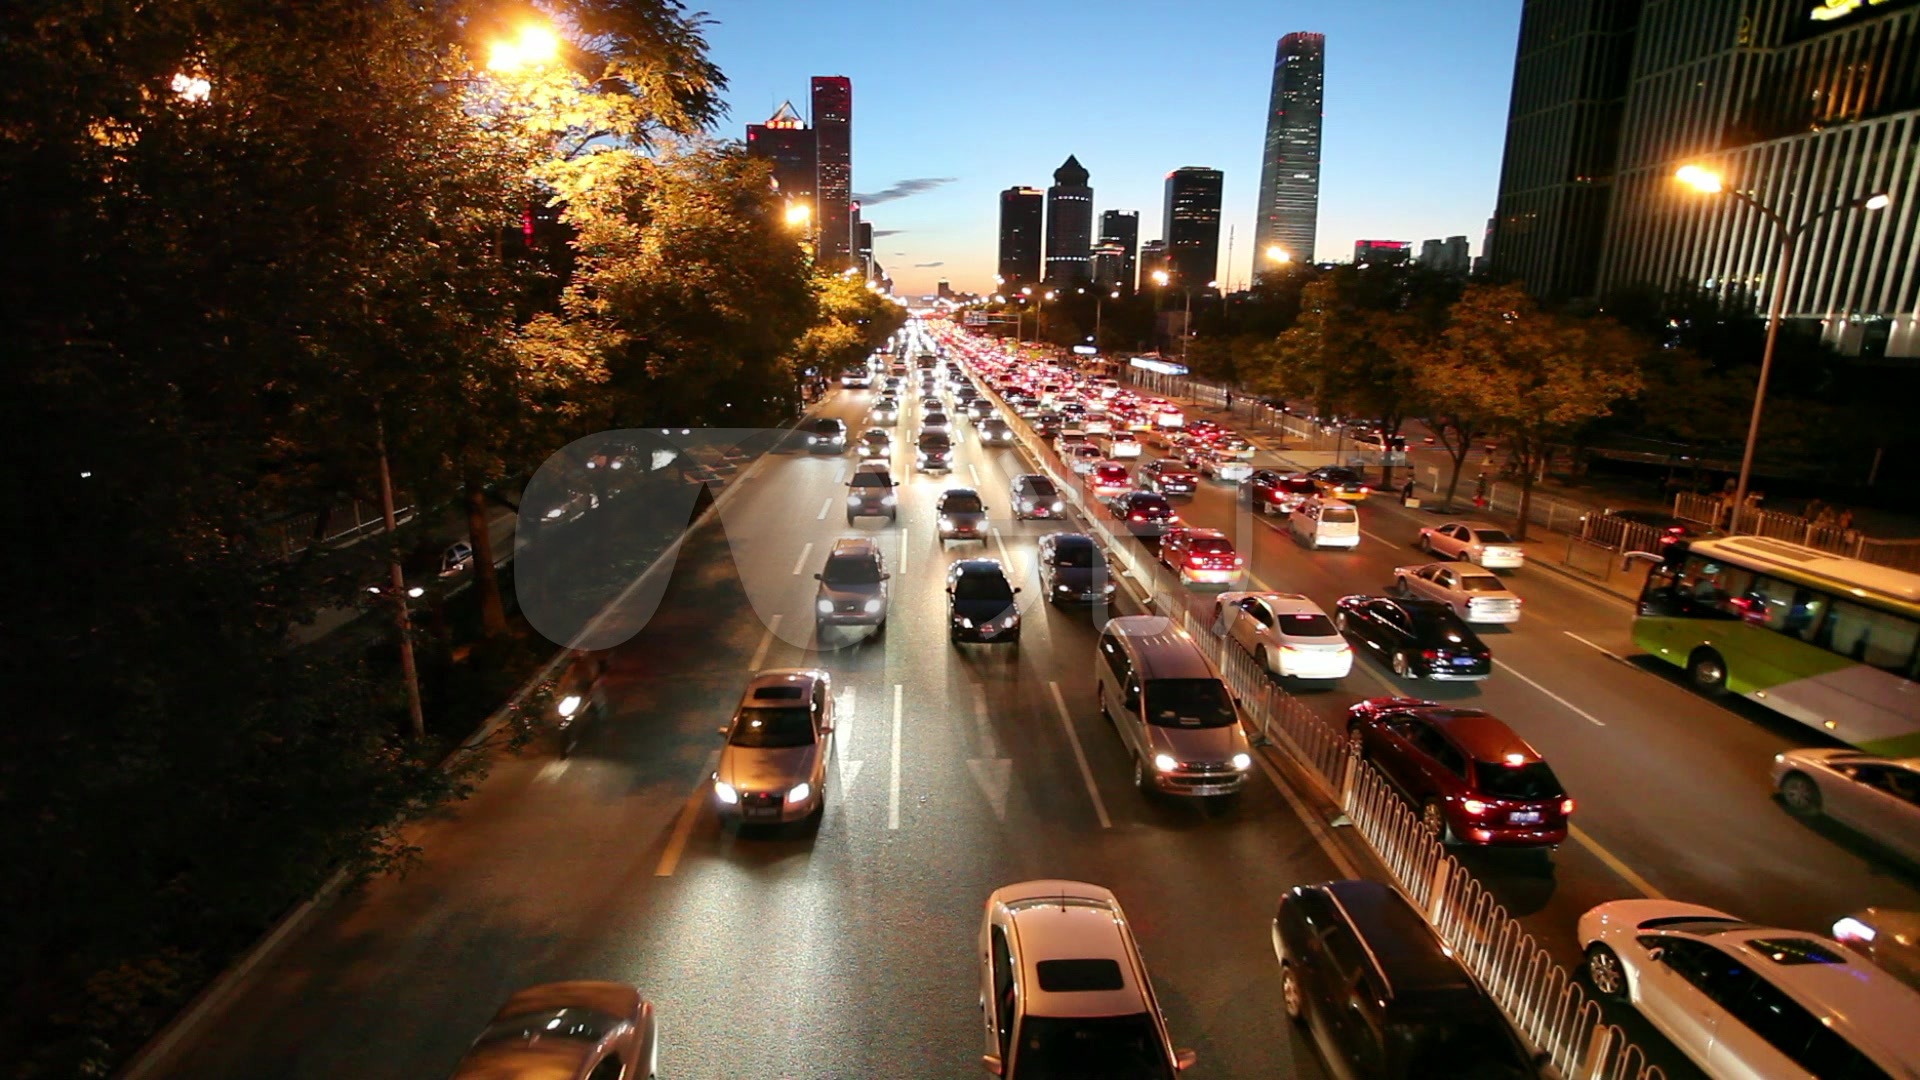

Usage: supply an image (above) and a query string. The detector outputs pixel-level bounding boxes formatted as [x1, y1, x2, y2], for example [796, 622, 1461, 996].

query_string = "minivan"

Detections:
[1095, 616, 1252, 797]
[1290, 496, 1360, 550]
[1274, 879, 1547, 1080]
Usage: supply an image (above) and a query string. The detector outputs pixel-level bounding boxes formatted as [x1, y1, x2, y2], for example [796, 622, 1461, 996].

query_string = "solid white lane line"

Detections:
[969, 463, 981, 486]
[896, 532, 907, 580]
[1251, 752, 1362, 879]
[816, 497, 832, 521]
[1570, 824, 1666, 899]
[748, 614, 783, 672]
[1564, 631, 1632, 664]
[991, 527, 1013, 574]
[974, 683, 1003, 759]
[834, 464, 845, 483]
[1494, 659, 1607, 727]
[791, 542, 813, 576]
[888, 683, 904, 830]
[1048, 681, 1112, 829]
[655, 749, 721, 877]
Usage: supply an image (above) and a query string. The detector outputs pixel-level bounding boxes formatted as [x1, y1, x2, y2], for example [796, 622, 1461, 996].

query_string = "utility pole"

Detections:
[376, 408, 427, 741]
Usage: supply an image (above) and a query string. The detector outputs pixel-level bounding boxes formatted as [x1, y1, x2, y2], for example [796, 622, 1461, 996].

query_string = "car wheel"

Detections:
[1346, 727, 1365, 760]
[1418, 534, 1431, 552]
[1687, 648, 1728, 695]
[1280, 962, 1306, 1023]
[1585, 943, 1628, 1000]
[1392, 651, 1412, 679]
[1133, 754, 1154, 792]
[1420, 799, 1453, 843]
[1779, 772, 1823, 817]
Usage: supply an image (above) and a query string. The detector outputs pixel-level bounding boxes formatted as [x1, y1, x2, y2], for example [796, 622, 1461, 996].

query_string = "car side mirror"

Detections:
[1174, 1049, 1198, 1070]
[881, 573, 892, 581]
[1013, 587, 1022, 594]
[981, 1055, 1004, 1076]
[813, 573, 823, 580]
[1646, 946, 1665, 964]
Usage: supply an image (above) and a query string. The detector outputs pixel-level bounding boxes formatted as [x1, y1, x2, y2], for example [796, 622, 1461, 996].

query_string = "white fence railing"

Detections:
[1673, 491, 1920, 573]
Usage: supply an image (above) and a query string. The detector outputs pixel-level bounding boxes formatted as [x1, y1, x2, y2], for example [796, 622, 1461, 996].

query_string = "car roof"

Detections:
[997, 884, 1149, 1019]
[1251, 592, 1323, 615]
[1414, 709, 1536, 761]
[940, 487, 980, 499]
[828, 537, 880, 559]
[1048, 532, 1095, 548]
[951, 557, 1007, 576]
[1103, 616, 1213, 680]
[489, 981, 640, 1025]
[1177, 528, 1227, 541]
[740, 668, 826, 702]
[1317, 881, 1488, 1003]
[1713, 930, 1920, 1063]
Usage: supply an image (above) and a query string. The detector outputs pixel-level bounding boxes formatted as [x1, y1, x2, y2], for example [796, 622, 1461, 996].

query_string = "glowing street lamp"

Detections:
[488, 24, 560, 72]
[784, 202, 812, 228]
[1673, 162, 1892, 519]
[1265, 244, 1292, 265]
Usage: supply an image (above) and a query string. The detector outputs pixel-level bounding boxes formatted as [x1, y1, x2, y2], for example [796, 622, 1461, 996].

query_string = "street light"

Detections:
[488, 23, 560, 71]
[1265, 244, 1292, 265]
[1674, 163, 1891, 519]
[784, 202, 811, 228]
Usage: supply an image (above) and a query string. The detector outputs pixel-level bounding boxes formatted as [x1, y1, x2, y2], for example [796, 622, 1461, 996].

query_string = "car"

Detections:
[840, 365, 871, 389]
[1771, 749, 1920, 864]
[447, 981, 659, 1080]
[1194, 448, 1253, 484]
[1394, 563, 1524, 624]
[1579, 899, 1920, 1080]
[1184, 420, 1222, 443]
[1038, 532, 1117, 604]
[1211, 592, 1352, 681]
[1418, 522, 1526, 568]
[1009, 395, 1042, 418]
[1214, 434, 1255, 461]
[965, 398, 994, 424]
[1108, 491, 1181, 537]
[1096, 615, 1252, 796]
[978, 417, 1015, 446]
[1137, 458, 1199, 497]
[1347, 698, 1572, 848]
[979, 880, 1196, 1079]
[1273, 881, 1547, 1080]
[1334, 595, 1492, 681]
[1305, 465, 1371, 501]
[1088, 461, 1132, 499]
[1058, 422, 1088, 444]
[867, 398, 900, 425]
[947, 559, 1021, 644]
[1289, 496, 1361, 550]
[855, 428, 892, 462]
[1100, 431, 1143, 459]
[1248, 470, 1318, 516]
[1151, 401, 1185, 429]
[1053, 431, 1089, 457]
[916, 431, 953, 472]
[937, 488, 990, 544]
[1081, 412, 1113, 435]
[846, 465, 898, 522]
[1158, 528, 1243, 586]
[1010, 474, 1065, 520]
[1833, 908, 1920, 992]
[921, 409, 953, 437]
[814, 538, 889, 630]
[713, 669, 834, 824]
[803, 417, 846, 453]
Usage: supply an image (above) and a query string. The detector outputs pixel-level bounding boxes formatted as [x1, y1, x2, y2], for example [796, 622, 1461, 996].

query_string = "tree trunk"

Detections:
[465, 480, 509, 638]
[1513, 442, 1538, 543]
[1442, 448, 1468, 511]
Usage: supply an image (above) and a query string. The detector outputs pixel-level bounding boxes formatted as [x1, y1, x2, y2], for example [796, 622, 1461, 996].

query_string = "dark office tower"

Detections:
[1099, 209, 1140, 290]
[858, 220, 873, 278]
[1139, 240, 1168, 288]
[1090, 242, 1127, 290]
[997, 186, 1044, 287]
[811, 75, 853, 269]
[1044, 155, 1095, 284]
[1162, 167, 1224, 290]
[1488, 2, 1639, 300]
[1252, 32, 1326, 283]
[746, 101, 816, 241]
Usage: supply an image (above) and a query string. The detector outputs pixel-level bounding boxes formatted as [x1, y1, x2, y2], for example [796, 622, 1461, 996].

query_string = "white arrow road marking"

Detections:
[791, 542, 813, 576]
[888, 683, 904, 830]
[968, 758, 1013, 822]
[748, 614, 783, 672]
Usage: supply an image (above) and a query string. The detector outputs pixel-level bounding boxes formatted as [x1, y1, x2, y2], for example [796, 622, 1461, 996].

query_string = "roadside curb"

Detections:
[115, 404, 823, 1080]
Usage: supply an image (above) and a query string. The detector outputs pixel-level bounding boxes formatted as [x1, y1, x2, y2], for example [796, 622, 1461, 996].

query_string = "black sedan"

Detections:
[1108, 491, 1182, 537]
[1138, 458, 1199, 497]
[1037, 532, 1116, 604]
[947, 559, 1022, 644]
[1332, 595, 1491, 681]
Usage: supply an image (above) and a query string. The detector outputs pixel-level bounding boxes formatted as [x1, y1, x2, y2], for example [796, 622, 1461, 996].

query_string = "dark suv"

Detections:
[1346, 698, 1572, 849]
[846, 465, 897, 523]
[1273, 879, 1547, 1080]
[804, 417, 846, 453]
[1138, 458, 1199, 497]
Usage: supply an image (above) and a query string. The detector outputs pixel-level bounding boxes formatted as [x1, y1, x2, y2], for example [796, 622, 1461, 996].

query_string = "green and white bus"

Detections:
[1635, 535, 1920, 757]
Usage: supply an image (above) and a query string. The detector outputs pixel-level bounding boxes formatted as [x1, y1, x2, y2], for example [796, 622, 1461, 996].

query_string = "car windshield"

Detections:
[1392, 1014, 1533, 1079]
[1471, 529, 1515, 543]
[822, 555, 881, 585]
[919, 434, 950, 449]
[1054, 544, 1104, 570]
[1011, 1014, 1174, 1080]
[472, 1007, 618, 1047]
[1475, 760, 1562, 799]
[851, 473, 891, 489]
[953, 572, 1013, 602]
[1022, 478, 1058, 498]
[1459, 575, 1508, 592]
[729, 706, 815, 748]
[1277, 612, 1338, 637]
[943, 493, 983, 513]
[1320, 506, 1358, 523]
[1145, 679, 1236, 728]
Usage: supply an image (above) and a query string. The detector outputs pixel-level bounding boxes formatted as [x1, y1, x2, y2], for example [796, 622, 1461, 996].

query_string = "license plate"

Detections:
[745, 806, 779, 820]
[1451, 657, 1478, 667]
[1509, 811, 1541, 824]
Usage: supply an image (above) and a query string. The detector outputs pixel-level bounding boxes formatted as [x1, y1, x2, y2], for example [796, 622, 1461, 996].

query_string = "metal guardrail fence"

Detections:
[1673, 491, 1920, 572]
[261, 499, 417, 560]
[975, 353, 1665, 1080]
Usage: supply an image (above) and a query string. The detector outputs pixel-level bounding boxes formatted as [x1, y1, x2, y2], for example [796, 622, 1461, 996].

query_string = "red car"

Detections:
[1345, 698, 1572, 850]
[1158, 527, 1244, 586]
[1088, 461, 1132, 498]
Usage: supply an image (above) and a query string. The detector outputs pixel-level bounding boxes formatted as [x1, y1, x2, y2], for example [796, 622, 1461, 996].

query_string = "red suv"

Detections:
[1345, 698, 1572, 850]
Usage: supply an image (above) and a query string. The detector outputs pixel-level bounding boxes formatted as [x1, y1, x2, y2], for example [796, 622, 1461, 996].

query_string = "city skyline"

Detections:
[701, 0, 1522, 295]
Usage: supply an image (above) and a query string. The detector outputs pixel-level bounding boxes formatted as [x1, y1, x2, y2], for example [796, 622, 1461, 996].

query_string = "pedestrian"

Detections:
[1837, 508, 1854, 531]
[1472, 472, 1490, 509]
[1401, 477, 1417, 505]
[1814, 506, 1837, 528]
[1804, 497, 1825, 523]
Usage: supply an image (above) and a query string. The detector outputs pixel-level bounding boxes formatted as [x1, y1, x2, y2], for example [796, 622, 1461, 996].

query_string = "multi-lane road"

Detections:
[149, 327, 1920, 1079]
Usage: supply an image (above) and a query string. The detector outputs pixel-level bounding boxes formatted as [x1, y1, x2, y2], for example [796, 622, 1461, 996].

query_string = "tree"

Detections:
[1427, 284, 1645, 538]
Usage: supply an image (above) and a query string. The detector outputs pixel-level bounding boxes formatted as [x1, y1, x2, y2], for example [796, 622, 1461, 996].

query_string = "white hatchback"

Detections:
[1212, 592, 1352, 681]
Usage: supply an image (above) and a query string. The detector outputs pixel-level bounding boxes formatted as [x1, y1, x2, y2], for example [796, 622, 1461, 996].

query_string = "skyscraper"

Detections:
[1162, 167, 1224, 290]
[1353, 240, 1411, 267]
[1098, 209, 1140, 291]
[745, 101, 816, 243]
[1138, 240, 1168, 289]
[997, 187, 1044, 287]
[1252, 32, 1326, 282]
[1044, 155, 1095, 284]
[857, 220, 874, 279]
[811, 76, 853, 269]
[1418, 236, 1471, 275]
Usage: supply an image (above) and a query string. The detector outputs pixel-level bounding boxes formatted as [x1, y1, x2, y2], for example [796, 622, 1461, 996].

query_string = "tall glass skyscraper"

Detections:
[1162, 167, 1224, 291]
[1044, 155, 1094, 284]
[1098, 209, 1140, 291]
[745, 101, 815, 244]
[810, 76, 853, 269]
[997, 187, 1044, 287]
[1252, 32, 1325, 283]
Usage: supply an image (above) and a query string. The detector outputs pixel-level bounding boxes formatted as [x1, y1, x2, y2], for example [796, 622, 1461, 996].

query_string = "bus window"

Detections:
[1824, 600, 1920, 676]
[1679, 557, 1751, 620]
[1744, 575, 1814, 635]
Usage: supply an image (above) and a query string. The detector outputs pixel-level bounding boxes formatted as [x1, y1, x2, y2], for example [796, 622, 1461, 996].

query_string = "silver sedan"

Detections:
[1393, 562, 1523, 624]
[1417, 521, 1526, 568]
[1773, 749, 1920, 864]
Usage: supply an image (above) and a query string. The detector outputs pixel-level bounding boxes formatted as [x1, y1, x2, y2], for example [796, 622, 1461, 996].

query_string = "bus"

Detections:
[1635, 535, 1920, 756]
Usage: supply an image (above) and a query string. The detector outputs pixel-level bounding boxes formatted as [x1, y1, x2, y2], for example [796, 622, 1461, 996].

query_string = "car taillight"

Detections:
[1421, 649, 1441, 660]
[1131, 512, 1145, 521]
[1187, 555, 1205, 568]
[1561, 798, 1575, 815]
[1461, 799, 1490, 815]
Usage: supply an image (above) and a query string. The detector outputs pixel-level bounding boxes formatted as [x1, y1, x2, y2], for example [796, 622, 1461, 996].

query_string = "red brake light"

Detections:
[1421, 649, 1440, 660]
[1561, 798, 1575, 815]
[1188, 555, 1205, 568]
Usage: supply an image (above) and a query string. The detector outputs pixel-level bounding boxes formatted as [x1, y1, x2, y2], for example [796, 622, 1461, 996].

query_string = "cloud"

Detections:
[892, 252, 909, 257]
[853, 177, 957, 206]
[873, 229, 904, 237]
[913, 261, 945, 268]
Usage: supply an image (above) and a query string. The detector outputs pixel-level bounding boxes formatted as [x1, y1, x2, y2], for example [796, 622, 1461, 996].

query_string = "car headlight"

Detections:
[807, 436, 819, 444]
[1153, 753, 1179, 773]
[847, 495, 862, 506]
[1003, 612, 1020, 627]
[1051, 501, 1064, 511]
[556, 694, 582, 718]
[786, 782, 812, 804]
[958, 616, 974, 628]
[714, 778, 739, 805]
[881, 494, 896, 505]
[1103, 581, 1116, 592]
[1232, 753, 1253, 770]
[817, 599, 834, 614]
[1056, 584, 1071, 592]
[864, 598, 882, 613]
[939, 516, 954, 529]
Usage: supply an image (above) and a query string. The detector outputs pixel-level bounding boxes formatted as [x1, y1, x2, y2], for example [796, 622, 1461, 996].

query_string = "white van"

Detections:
[1289, 496, 1360, 550]
[1095, 616, 1252, 797]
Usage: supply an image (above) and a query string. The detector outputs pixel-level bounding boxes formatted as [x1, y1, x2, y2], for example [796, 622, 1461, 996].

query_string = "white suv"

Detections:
[979, 880, 1196, 1078]
[1580, 899, 1920, 1079]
